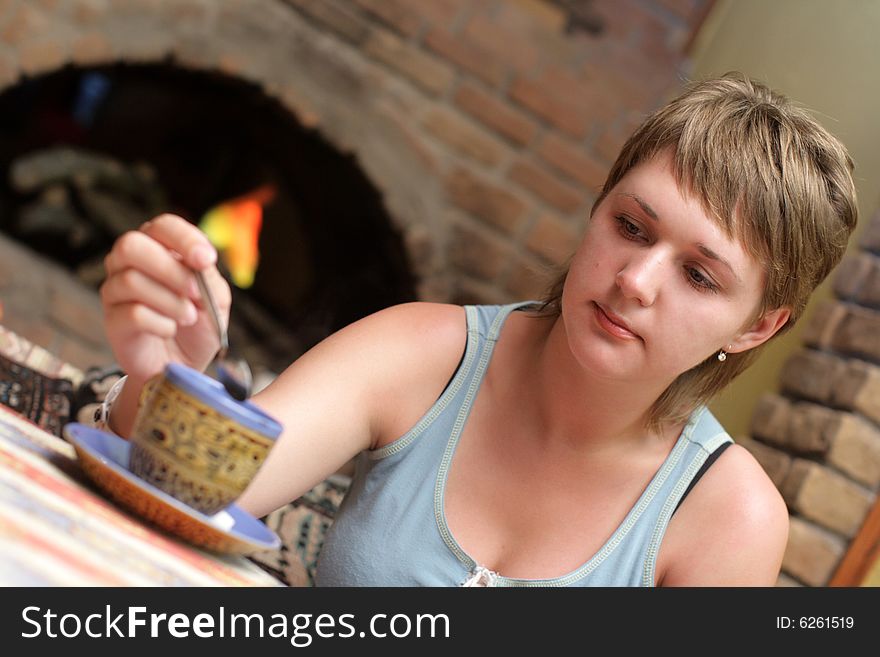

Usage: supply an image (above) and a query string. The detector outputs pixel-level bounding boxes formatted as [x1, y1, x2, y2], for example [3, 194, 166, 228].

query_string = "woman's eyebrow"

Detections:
[619, 193, 659, 220]
[697, 244, 742, 284]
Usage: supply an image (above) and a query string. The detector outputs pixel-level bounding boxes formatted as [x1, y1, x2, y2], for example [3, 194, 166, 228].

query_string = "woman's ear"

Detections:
[729, 307, 791, 354]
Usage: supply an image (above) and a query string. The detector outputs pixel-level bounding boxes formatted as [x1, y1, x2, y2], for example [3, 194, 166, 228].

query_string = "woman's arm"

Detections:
[656, 444, 790, 586]
[100, 214, 468, 519]
[236, 301, 466, 518]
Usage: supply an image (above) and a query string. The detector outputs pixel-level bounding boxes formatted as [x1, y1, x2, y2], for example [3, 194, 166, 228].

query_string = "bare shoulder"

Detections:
[294, 301, 465, 361]
[358, 301, 466, 346]
[335, 302, 469, 446]
[335, 302, 466, 369]
[657, 443, 790, 586]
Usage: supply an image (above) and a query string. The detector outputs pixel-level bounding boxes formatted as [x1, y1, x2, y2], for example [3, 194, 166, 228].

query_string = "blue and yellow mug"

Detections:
[129, 363, 282, 515]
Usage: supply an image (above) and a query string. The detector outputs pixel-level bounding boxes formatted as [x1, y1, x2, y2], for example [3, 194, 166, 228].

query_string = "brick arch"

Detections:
[0, 0, 451, 299]
[0, 0, 711, 304]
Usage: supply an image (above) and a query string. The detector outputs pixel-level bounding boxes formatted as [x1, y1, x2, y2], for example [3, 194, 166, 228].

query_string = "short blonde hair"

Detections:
[537, 73, 858, 430]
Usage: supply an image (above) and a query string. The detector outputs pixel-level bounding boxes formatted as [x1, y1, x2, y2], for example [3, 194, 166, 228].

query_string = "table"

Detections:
[0, 329, 282, 586]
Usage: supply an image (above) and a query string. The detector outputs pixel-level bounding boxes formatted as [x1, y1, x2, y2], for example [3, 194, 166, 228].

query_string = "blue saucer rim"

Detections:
[63, 422, 280, 551]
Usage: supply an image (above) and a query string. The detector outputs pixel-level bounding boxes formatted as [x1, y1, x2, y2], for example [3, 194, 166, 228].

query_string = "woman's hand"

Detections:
[100, 214, 230, 382]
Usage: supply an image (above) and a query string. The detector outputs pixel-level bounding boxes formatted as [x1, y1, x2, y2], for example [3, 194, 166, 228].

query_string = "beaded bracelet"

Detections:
[92, 375, 127, 435]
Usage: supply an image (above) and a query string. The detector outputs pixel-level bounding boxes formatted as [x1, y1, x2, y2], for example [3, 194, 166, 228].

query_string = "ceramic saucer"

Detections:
[63, 423, 280, 555]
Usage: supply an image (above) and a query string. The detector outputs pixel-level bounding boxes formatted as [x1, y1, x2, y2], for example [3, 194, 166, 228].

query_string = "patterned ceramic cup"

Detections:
[129, 363, 283, 515]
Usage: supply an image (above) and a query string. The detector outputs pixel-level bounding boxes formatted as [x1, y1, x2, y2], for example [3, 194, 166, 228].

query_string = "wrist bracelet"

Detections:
[92, 375, 128, 435]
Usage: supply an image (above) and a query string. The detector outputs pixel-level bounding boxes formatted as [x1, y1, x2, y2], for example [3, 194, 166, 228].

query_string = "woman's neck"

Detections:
[498, 311, 681, 459]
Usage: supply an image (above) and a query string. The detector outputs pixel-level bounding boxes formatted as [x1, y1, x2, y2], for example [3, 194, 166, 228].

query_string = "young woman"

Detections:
[97, 73, 858, 586]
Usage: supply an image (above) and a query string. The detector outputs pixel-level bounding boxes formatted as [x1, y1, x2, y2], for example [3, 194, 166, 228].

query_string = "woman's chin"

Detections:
[566, 337, 640, 381]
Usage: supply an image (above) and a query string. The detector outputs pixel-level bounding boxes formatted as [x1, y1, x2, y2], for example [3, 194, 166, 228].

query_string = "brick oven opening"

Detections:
[0, 64, 418, 376]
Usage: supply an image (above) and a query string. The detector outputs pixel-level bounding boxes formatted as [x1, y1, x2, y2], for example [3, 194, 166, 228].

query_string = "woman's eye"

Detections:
[615, 216, 645, 240]
[686, 267, 718, 293]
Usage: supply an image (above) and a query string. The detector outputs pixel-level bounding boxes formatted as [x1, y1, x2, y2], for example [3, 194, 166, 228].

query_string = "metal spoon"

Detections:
[194, 269, 252, 401]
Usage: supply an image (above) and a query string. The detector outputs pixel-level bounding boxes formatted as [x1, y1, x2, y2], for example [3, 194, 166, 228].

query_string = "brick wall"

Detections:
[0, 232, 113, 370]
[0, 0, 709, 304]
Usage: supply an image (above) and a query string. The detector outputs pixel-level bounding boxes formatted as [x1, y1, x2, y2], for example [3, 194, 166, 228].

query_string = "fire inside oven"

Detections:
[0, 64, 417, 375]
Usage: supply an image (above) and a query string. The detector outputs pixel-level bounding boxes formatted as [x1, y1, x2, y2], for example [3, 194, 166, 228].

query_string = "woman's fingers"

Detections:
[102, 213, 230, 338]
[104, 215, 229, 308]
[100, 214, 229, 378]
[104, 230, 200, 301]
[140, 214, 217, 271]
[104, 302, 179, 341]
[101, 268, 198, 327]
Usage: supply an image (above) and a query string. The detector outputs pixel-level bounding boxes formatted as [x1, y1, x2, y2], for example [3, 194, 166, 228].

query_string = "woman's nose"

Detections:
[616, 252, 664, 306]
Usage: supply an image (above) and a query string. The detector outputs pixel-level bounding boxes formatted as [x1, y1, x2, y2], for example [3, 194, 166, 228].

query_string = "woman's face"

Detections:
[561, 151, 786, 386]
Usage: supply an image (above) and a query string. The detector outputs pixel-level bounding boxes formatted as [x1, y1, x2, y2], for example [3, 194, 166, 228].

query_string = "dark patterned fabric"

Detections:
[0, 321, 122, 438]
[0, 353, 75, 437]
[249, 475, 350, 587]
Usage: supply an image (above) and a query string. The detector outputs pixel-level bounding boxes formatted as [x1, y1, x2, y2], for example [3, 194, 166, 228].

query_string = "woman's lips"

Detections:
[593, 302, 641, 340]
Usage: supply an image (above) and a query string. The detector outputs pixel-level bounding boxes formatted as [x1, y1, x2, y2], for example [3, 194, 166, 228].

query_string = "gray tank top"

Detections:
[315, 302, 733, 586]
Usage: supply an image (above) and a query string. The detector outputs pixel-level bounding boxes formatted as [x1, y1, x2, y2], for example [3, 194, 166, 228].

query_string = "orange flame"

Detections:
[198, 184, 275, 289]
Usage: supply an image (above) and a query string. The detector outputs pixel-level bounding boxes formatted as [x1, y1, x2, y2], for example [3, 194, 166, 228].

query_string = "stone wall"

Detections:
[748, 209, 880, 586]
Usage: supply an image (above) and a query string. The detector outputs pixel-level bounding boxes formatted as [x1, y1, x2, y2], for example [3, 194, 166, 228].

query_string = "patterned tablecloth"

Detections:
[0, 405, 283, 586]
[0, 325, 282, 587]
